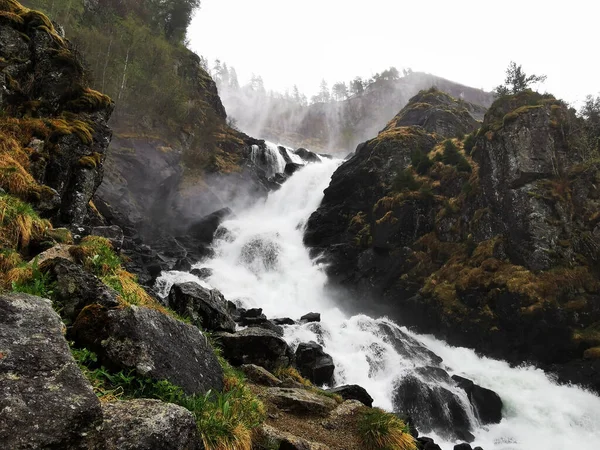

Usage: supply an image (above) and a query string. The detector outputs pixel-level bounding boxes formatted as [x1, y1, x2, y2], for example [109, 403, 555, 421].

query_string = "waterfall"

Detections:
[157, 158, 600, 450]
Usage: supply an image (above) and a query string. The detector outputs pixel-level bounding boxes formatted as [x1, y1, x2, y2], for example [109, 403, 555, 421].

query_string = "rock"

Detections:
[452, 375, 503, 424]
[454, 444, 473, 450]
[215, 327, 292, 371]
[273, 317, 296, 325]
[0, 293, 102, 449]
[241, 364, 282, 387]
[295, 148, 321, 163]
[187, 207, 232, 244]
[265, 387, 338, 416]
[72, 304, 223, 395]
[322, 399, 365, 429]
[285, 162, 304, 176]
[168, 282, 236, 332]
[190, 267, 213, 279]
[33, 243, 76, 266]
[248, 320, 285, 337]
[300, 312, 321, 323]
[258, 424, 329, 450]
[91, 225, 124, 251]
[295, 341, 335, 386]
[325, 384, 373, 407]
[393, 374, 472, 442]
[242, 307, 263, 318]
[173, 257, 192, 272]
[100, 399, 199, 450]
[45, 258, 121, 324]
[424, 443, 443, 450]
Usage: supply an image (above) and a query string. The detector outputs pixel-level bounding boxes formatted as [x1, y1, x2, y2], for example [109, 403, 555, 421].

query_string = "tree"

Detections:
[312, 79, 330, 103]
[494, 61, 547, 96]
[349, 77, 365, 96]
[581, 94, 600, 156]
[332, 82, 348, 101]
[229, 67, 240, 90]
[380, 66, 400, 81]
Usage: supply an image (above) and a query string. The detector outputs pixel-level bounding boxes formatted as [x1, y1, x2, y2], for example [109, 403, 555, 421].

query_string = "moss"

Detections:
[0, 192, 51, 250]
[66, 88, 113, 113]
[78, 152, 102, 169]
[45, 227, 73, 244]
[583, 347, 600, 360]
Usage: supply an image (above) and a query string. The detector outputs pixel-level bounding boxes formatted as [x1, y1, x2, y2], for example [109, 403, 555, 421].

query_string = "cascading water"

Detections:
[157, 158, 600, 450]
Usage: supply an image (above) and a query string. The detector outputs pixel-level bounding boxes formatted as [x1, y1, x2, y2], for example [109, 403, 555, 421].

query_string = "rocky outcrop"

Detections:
[100, 399, 199, 450]
[0, 2, 113, 224]
[72, 304, 224, 395]
[305, 88, 600, 393]
[215, 327, 293, 371]
[265, 387, 338, 416]
[167, 281, 236, 332]
[241, 364, 283, 387]
[0, 293, 102, 449]
[452, 375, 503, 425]
[325, 385, 373, 407]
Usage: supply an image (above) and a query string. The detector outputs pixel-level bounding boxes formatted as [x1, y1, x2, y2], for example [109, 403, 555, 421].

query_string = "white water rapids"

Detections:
[157, 158, 600, 450]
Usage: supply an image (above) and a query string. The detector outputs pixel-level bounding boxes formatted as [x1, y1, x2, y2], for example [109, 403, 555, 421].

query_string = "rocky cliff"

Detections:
[305, 88, 600, 392]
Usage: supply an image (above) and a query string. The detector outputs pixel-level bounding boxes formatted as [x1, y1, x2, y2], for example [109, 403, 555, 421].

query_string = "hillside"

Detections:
[305, 87, 600, 393]
[220, 71, 494, 153]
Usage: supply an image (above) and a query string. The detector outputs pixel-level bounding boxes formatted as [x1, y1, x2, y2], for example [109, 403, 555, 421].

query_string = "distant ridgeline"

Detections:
[215, 69, 495, 153]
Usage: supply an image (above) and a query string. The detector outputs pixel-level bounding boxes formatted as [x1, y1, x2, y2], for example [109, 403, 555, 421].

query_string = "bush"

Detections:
[393, 169, 420, 192]
[410, 150, 433, 175]
[358, 408, 416, 450]
[442, 140, 472, 173]
[463, 132, 477, 155]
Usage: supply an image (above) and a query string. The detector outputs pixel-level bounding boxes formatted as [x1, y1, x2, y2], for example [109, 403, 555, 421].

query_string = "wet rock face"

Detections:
[0, 293, 102, 449]
[294, 341, 335, 386]
[168, 281, 236, 332]
[0, 12, 113, 224]
[100, 399, 199, 450]
[452, 375, 503, 425]
[72, 304, 224, 395]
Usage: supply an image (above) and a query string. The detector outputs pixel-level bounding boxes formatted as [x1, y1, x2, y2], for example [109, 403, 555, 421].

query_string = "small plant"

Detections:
[463, 132, 477, 155]
[358, 408, 417, 450]
[392, 168, 420, 192]
[441, 140, 472, 173]
[10, 258, 56, 298]
[410, 150, 433, 175]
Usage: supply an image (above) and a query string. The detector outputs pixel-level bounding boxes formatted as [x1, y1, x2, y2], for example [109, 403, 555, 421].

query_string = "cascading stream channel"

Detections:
[157, 157, 600, 450]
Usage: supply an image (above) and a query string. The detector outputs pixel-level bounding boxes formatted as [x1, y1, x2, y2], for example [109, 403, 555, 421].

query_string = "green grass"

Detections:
[439, 140, 472, 173]
[72, 344, 265, 450]
[358, 408, 417, 450]
[10, 257, 55, 297]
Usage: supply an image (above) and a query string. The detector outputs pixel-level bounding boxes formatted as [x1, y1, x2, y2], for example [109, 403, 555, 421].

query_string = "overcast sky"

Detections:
[188, 0, 598, 106]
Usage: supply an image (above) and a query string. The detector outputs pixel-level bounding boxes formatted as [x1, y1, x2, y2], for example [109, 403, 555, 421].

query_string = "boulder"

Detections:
[72, 304, 223, 395]
[273, 317, 296, 326]
[295, 341, 335, 386]
[0, 293, 102, 449]
[215, 328, 292, 371]
[265, 387, 338, 416]
[454, 444, 473, 450]
[241, 364, 282, 387]
[91, 225, 125, 251]
[187, 207, 232, 244]
[325, 384, 373, 407]
[44, 258, 120, 323]
[248, 321, 285, 337]
[393, 374, 473, 442]
[452, 375, 503, 424]
[258, 424, 329, 450]
[100, 399, 199, 450]
[190, 267, 213, 279]
[285, 162, 303, 176]
[295, 148, 321, 163]
[300, 312, 321, 323]
[168, 282, 236, 332]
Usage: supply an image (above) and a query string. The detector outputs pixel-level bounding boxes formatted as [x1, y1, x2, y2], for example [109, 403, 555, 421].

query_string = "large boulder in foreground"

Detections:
[72, 304, 223, 395]
[0, 293, 102, 449]
[215, 328, 292, 371]
[100, 399, 199, 450]
[168, 281, 236, 332]
[295, 341, 335, 386]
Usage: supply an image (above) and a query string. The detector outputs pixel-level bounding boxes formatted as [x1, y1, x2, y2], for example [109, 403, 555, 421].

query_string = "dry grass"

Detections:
[358, 408, 416, 450]
[0, 193, 51, 250]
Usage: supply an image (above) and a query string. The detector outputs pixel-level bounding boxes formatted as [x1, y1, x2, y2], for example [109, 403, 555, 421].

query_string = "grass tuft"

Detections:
[358, 408, 417, 450]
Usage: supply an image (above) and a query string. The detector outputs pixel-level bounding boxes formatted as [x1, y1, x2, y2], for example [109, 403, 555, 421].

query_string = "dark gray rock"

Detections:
[300, 312, 321, 323]
[100, 399, 199, 450]
[168, 282, 236, 332]
[285, 162, 304, 176]
[91, 225, 124, 251]
[295, 341, 335, 386]
[190, 267, 213, 279]
[452, 375, 503, 425]
[72, 304, 223, 395]
[241, 364, 282, 387]
[295, 148, 321, 163]
[325, 384, 373, 407]
[45, 258, 120, 324]
[0, 293, 102, 449]
[265, 387, 337, 416]
[215, 327, 292, 371]
[454, 444, 473, 450]
[273, 317, 296, 326]
[248, 321, 285, 337]
[188, 207, 232, 244]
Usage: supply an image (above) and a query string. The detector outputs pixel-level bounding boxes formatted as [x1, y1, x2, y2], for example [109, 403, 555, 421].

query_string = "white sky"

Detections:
[188, 0, 599, 106]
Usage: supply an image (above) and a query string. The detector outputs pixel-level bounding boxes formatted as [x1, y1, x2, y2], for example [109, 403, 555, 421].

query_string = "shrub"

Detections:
[392, 169, 420, 192]
[358, 408, 416, 450]
[410, 150, 433, 175]
[442, 140, 472, 173]
[463, 132, 477, 155]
